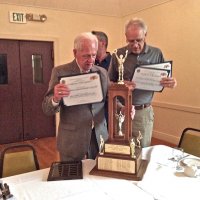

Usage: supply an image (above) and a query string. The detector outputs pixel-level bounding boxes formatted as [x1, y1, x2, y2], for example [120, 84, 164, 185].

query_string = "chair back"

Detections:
[178, 128, 200, 157]
[0, 144, 39, 178]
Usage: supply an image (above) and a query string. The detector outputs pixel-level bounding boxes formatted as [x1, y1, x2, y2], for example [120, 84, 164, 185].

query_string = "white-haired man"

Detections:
[43, 32, 109, 161]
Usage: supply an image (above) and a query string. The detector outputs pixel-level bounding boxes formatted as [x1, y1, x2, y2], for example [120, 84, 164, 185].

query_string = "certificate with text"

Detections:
[132, 67, 170, 92]
[139, 61, 172, 76]
[60, 72, 103, 106]
[139, 61, 172, 71]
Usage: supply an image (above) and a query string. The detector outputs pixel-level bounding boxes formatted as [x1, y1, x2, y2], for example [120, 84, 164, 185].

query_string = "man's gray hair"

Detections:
[74, 32, 98, 50]
[125, 18, 147, 35]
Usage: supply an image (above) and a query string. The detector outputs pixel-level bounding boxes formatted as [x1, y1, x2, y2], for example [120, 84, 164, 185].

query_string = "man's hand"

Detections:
[160, 77, 177, 88]
[131, 105, 135, 120]
[124, 80, 136, 91]
[53, 83, 70, 103]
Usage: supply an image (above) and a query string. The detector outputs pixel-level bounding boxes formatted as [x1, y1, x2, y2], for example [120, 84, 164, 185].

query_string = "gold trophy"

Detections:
[90, 49, 148, 180]
[113, 49, 128, 84]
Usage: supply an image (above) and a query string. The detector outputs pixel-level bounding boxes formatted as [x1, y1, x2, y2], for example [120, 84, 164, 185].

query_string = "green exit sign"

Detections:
[9, 11, 27, 23]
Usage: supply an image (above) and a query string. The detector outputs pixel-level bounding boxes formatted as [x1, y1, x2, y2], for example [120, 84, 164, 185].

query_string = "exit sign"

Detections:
[9, 11, 27, 23]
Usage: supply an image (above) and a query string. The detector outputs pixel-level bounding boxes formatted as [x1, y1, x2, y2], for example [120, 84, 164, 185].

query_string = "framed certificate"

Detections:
[139, 61, 172, 76]
[60, 72, 103, 106]
[132, 61, 172, 92]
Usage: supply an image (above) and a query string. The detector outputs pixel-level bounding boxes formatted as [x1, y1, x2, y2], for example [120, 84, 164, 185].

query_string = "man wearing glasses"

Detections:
[108, 18, 177, 147]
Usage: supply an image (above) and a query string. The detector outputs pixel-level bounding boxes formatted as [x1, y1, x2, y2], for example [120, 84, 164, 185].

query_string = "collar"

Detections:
[75, 59, 90, 73]
[96, 52, 111, 62]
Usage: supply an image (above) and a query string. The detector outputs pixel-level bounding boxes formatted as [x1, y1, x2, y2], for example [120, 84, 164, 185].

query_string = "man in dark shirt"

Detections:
[108, 18, 177, 147]
[92, 31, 112, 125]
[92, 31, 111, 71]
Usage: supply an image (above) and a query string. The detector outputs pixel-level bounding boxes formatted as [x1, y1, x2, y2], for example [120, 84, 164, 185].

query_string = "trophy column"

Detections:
[108, 83, 132, 143]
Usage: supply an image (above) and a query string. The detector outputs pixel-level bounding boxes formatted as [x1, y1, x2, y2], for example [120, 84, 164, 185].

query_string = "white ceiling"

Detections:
[0, 0, 172, 17]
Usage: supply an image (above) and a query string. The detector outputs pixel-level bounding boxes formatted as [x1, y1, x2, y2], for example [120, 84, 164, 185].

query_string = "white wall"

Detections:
[123, 0, 200, 144]
[0, 4, 123, 65]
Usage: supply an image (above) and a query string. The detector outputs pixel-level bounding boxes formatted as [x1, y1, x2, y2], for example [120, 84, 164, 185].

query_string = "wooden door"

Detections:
[0, 39, 55, 144]
[0, 40, 23, 143]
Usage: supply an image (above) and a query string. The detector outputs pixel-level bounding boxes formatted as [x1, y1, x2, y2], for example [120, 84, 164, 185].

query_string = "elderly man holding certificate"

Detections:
[42, 32, 109, 161]
[109, 18, 177, 148]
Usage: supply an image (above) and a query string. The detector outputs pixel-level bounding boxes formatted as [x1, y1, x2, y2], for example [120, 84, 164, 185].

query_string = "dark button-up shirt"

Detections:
[95, 52, 111, 71]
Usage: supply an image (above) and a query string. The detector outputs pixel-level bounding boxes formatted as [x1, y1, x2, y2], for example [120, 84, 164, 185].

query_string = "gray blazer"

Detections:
[42, 60, 109, 160]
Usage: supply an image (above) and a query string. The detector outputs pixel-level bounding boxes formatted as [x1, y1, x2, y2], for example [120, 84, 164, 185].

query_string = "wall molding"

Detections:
[152, 101, 200, 114]
[153, 130, 179, 145]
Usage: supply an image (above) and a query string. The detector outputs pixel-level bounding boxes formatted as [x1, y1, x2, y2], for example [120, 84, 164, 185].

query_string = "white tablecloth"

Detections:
[138, 145, 200, 200]
[2, 145, 200, 200]
[2, 159, 153, 200]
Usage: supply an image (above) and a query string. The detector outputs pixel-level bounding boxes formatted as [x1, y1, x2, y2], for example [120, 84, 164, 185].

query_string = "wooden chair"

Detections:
[0, 144, 39, 178]
[178, 128, 200, 157]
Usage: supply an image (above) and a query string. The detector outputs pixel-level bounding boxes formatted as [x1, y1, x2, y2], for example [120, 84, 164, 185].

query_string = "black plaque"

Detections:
[47, 161, 83, 181]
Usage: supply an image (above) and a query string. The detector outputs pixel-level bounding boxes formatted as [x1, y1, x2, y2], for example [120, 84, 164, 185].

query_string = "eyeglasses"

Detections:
[127, 38, 144, 44]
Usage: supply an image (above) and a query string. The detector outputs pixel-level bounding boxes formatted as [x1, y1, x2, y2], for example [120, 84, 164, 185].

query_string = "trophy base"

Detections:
[90, 159, 148, 181]
[104, 141, 133, 155]
[89, 147, 148, 181]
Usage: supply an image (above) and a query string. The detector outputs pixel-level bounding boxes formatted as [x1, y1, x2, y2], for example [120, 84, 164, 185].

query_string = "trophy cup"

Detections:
[90, 50, 148, 180]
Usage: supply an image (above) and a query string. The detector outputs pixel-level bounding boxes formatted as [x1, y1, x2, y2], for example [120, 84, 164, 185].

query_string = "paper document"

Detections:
[60, 72, 103, 106]
[132, 61, 172, 92]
